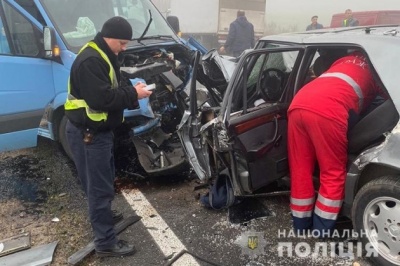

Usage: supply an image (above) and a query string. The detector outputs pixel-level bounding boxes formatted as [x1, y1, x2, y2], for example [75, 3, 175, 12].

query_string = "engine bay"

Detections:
[121, 44, 193, 133]
[118, 44, 194, 175]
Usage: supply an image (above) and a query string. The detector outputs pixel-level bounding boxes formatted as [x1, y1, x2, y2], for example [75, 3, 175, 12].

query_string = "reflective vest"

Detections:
[319, 72, 363, 110]
[64, 41, 118, 122]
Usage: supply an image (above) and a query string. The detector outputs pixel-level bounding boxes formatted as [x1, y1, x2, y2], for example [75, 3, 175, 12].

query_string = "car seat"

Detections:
[347, 99, 399, 154]
[303, 56, 333, 85]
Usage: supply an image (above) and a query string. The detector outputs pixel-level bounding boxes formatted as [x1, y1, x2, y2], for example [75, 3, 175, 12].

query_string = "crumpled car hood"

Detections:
[200, 49, 237, 86]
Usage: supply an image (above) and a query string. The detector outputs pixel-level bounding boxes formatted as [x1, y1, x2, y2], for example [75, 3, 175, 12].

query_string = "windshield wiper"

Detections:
[136, 9, 152, 43]
[132, 35, 175, 41]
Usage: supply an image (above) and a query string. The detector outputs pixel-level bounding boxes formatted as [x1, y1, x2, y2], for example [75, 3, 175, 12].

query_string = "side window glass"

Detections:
[3, 2, 40, 56]
[15, 0, 46, 26]
[300, 48, 349, 89]
[303, 51, 321, 86]
[231, 50, 299, 113]
[247, 54, 266, 88]
[0, 17, 11, 54]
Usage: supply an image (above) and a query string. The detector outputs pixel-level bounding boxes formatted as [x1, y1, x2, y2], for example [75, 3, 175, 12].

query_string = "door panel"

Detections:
[229, 104, 288, 191]
[225, 48, 303, 192]
[0, 1, 54, 151]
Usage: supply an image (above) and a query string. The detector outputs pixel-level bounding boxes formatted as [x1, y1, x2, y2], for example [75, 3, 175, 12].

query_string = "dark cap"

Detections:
[237, 10, 245, 17]
[101, 16, 132, 40]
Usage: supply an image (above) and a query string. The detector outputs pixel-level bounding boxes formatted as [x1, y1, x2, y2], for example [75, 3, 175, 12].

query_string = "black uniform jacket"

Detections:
[66, 33, 139, 132]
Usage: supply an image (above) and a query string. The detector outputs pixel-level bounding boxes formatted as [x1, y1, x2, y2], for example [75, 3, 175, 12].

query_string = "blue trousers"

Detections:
[293, 214, 336, 238]
[66, 120, 116, 249]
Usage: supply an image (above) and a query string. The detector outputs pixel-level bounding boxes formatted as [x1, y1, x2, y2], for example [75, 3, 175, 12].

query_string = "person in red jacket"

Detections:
[288, 50, 386, 237]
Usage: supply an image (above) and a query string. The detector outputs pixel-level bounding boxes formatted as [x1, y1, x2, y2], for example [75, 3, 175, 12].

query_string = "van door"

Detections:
[0, 1, 54, 151]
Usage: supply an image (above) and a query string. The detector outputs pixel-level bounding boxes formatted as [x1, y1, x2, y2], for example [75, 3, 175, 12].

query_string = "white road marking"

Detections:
[122, 189, 200, 266]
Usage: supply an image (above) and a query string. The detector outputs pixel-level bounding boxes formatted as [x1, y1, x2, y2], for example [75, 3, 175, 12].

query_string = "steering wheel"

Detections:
[258, 68, 286, 102]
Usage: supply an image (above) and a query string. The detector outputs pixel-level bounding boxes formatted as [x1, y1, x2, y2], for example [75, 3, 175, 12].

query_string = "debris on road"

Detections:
[0, 241, 58, 266]
[0, 233, 31, 257]
[67, 215, 141, 265]
[165, 249, 220, 266]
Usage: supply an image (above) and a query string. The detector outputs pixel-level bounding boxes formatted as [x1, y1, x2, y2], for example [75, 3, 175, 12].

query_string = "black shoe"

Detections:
[112, 210, 123, 224]
[96, 240, 136, 257]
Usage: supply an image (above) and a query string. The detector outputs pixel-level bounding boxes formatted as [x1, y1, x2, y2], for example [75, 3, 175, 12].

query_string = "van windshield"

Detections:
[41, 0, 176, 51]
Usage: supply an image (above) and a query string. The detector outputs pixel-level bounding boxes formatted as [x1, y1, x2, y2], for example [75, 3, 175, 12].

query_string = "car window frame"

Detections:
[221, 46, 305, 123]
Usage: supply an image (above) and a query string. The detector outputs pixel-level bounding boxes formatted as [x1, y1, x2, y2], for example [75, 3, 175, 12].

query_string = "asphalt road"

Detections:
[107, 182, 374, 266]
[0, 137, 376, 266]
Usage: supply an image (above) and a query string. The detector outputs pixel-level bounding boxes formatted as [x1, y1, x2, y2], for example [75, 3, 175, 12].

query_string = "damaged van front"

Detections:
[0, 0, 205, 176]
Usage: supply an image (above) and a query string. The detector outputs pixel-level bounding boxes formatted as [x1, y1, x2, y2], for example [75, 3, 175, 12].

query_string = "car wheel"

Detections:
[352, 176, 400, 266]
[59, 115, 73, 161]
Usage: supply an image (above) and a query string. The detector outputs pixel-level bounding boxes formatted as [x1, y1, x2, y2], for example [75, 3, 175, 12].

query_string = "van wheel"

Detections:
[352, 176, 400, 266]
[59, 115, 73, 160]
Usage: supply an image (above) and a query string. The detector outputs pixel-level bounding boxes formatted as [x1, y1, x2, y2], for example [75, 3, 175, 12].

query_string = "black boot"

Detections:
[112, 210, 123, 224]
[96, 240, 136, 257]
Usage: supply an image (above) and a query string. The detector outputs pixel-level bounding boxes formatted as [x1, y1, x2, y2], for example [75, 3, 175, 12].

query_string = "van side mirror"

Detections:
[166, 16, 181, 36]
[43, 26, 59, 58]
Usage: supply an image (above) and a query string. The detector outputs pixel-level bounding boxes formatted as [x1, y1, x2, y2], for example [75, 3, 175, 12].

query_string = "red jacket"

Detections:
[289, 53, 383, 126]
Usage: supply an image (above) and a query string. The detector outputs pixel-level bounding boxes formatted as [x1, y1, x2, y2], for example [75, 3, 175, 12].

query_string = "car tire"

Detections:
[352, 176, 400, 266]
[59, 115, 73, 161]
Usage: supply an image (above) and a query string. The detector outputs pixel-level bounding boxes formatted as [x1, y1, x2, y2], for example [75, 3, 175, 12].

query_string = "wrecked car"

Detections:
[179, 26, 400, 266]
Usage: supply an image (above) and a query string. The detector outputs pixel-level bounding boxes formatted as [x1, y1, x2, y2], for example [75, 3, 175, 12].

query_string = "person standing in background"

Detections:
[219, 10, 255, 57]
[342, 9, 359, 27]
[306, 15, 323, 31]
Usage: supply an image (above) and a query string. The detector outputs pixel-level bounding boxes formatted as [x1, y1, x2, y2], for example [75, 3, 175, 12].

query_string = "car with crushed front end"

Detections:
[179, 25, 400, 266]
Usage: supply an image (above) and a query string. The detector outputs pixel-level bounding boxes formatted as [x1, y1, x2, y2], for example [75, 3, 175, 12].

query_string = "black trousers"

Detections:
[66, 120, 116, 250]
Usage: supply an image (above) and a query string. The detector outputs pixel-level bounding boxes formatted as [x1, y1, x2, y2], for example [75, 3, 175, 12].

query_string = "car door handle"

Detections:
[247, 115, 280, 160]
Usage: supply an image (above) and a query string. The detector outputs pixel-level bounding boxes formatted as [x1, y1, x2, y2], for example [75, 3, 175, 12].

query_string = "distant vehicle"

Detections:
[151, 0, 266, 49]
[179, 25, 400, 266]
[330, 10, 400, 28]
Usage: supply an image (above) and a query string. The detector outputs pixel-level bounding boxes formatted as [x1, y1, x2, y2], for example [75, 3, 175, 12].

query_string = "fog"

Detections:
[265, 0, 400, 32]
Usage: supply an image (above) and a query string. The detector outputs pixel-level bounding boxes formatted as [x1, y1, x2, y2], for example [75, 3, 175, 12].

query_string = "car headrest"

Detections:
[313, 56, 331, 77]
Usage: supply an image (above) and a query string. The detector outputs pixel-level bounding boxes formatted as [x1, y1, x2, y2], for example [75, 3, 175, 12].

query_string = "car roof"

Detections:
[259, 25, 400, 43]
[259, 25, 400, 110]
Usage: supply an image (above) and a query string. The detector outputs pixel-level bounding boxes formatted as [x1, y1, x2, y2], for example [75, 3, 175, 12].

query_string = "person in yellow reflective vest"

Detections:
[342, 9, 359, 27]
[64, 16, 152, 258]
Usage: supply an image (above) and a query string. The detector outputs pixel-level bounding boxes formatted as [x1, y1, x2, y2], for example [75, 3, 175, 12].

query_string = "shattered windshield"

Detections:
[41, 0, 176, 51]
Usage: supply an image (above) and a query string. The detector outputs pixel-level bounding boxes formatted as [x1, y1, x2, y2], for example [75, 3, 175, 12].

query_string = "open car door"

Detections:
[178, 47, 304, 191]
[177, 49, 236, 181]
[177, 51, 212, 180]
[222, 47, 304, 193]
